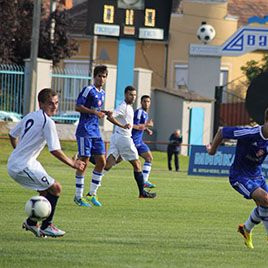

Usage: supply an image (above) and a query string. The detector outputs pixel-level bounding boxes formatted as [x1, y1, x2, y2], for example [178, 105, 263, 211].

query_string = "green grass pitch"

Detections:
[0, 139, 268, 268]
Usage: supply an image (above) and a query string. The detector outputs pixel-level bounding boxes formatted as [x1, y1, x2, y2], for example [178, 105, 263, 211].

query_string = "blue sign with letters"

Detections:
[221, 26, 268, 56]
[188, 145, 268, 177]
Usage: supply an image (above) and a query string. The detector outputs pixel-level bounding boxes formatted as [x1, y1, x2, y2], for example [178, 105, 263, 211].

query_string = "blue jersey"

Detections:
[222, 126, 268, 178]
[75, 85, 105, 138]
[132, 108, 148, 145]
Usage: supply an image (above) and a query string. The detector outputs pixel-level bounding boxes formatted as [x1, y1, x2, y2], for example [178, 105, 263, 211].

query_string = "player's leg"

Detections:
[139, 145, 155, 188]
[174, 152, 179, 171]
[86, 138, 106, 206]
[74, 136, 91, 207]
[39, 181, 65, 237]
[167, 148, 172, 171]
[129, 159, 156, 198]
[251, 181, 268, 237]
[8, 164, 65, 237]
[231, 176, 263, 248]
[103, 134, 121, 172]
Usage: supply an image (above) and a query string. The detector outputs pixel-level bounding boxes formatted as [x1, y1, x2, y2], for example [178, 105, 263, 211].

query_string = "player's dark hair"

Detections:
[38, 88, 58, 103]
[124, 85, 136, 94]
[93, 65, 108, 78]
[141, 95, 150, 102]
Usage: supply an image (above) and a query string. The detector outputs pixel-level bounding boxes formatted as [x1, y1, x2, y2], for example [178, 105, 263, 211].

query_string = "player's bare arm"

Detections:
[8, 134, 18, 149]
[206, 127, 223, 155]
[75, 104, 105, 119]
[146, 119, 154, 127]
[133, 118, 154, 131]
[106, 115, 131, 129]
[50, 150, 86, 172]
[101, 110, 113, 117]
[261, 123, 268, 139]
[145, 128, 153, 135]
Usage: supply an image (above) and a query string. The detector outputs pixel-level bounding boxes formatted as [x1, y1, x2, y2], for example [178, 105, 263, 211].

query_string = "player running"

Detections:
[103, 86, 156, 199]
[132, 95, 156, 188]
[207, 111, 268, 249]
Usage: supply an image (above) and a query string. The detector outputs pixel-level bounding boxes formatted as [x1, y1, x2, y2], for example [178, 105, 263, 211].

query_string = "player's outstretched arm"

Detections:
[206, 127, 223, 155]
[146, 119, 154, 127]
[8, 134, 18, 149]
[76, 105, 105, 119]
[145, 128, 153, 135]
[106, 115, 131, 129]
[50, 150, 86, 172]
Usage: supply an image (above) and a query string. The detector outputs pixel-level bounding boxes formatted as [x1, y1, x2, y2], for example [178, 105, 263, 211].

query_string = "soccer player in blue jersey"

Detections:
[132, 95, 156, 188]
[207, 116, 268, 249]
[74, 65, 109, 207]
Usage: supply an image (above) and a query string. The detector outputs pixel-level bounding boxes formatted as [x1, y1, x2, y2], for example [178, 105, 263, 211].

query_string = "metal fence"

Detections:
[0, 64, 24, 115]
[51, 66, 91, 123]
[213, 86, 251, 135]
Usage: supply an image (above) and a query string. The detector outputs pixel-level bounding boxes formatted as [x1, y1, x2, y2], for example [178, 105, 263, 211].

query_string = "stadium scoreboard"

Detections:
[86, 0, 172, 41]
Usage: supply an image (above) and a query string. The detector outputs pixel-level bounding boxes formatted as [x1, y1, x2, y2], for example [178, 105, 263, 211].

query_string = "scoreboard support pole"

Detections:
[115, 38, 136, 107]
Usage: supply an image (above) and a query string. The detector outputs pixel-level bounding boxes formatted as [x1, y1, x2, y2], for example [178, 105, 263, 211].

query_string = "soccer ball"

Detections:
[25, 196, 51, 221]
[196, 24, 216, 44]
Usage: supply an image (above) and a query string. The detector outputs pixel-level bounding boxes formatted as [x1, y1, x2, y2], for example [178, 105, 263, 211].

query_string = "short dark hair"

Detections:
[141, 95, 150, 102]
[93, 65, 108, 77]
[124, 85, 136, 94]
[38, 88, 58, 103]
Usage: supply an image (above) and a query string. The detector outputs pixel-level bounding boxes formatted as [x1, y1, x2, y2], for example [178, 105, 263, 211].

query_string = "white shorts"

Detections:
[107, 133, 139, 161]
[7, 161, 55, 191]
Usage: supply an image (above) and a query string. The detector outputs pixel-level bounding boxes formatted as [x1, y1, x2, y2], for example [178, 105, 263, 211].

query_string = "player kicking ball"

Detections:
[207, 109, 268, 249]
[7, 88, 85, 237]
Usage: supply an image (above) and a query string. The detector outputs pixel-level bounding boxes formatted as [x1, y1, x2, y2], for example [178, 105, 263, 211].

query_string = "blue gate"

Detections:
[0, 64, 24, 116]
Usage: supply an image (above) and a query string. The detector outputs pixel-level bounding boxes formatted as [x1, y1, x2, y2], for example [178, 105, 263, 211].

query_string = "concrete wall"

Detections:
[153, 89, 213, 155]
[24, 58, 52, 113]
[102, 64, 117, 133]
[153, 90, 184, 152]
[133, 68, 153, 110]
[188, 55, 221, 99]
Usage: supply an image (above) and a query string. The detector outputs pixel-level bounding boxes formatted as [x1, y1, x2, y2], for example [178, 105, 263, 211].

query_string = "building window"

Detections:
[175, 64, 188, 87]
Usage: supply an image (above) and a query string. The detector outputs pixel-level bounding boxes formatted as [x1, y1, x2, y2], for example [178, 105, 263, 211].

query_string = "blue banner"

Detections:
[188, 145, 268, 177]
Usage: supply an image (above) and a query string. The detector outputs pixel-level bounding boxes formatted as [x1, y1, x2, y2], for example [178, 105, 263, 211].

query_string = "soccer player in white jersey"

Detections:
[132, 95, 156, 188]
[104, 86, 156, 198]
[7, 88, 85, 238]
[207, 111, 268, 249]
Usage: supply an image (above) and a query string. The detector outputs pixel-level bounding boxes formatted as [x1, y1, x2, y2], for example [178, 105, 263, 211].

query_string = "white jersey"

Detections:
[113, 101, 133, 137]
[8, 109, 61, 172]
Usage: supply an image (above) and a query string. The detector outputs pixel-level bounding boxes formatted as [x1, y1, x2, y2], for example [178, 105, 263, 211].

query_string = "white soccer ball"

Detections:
[25, 196, 51, 222]
[196, 24, 216, 44]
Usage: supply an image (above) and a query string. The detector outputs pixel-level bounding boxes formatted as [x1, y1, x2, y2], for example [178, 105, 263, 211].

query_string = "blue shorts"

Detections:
[76, 136, 105, 157]
[229, 175, 268, 199]
[135, 141, 150, 155]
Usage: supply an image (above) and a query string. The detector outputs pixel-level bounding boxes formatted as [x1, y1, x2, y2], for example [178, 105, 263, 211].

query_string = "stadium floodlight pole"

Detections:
[28, 0, 42, 113]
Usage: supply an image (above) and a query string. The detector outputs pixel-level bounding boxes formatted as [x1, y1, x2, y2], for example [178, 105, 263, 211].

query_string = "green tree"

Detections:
[0, 0, 17, 63]
[0, 0, 78, 65]
[241, 54, 268, 84]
